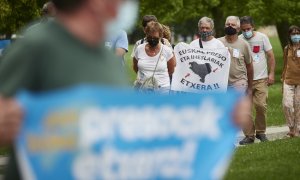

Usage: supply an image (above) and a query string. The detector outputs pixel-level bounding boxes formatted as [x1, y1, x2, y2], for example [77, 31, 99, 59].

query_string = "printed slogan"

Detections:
[16, 86, 239, 180]
[171, 42, 230, 93]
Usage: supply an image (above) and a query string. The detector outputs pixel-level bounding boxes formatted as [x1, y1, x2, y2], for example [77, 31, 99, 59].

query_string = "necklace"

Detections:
[146, 44, 160, 56]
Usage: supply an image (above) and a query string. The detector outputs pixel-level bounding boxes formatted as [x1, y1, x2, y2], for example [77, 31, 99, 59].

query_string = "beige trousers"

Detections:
[242, 79, 268, 137]
[282, 82, 300, 136]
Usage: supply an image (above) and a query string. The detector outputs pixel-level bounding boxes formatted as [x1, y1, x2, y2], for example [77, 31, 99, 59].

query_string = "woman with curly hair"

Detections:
[133, 22, 176, 94]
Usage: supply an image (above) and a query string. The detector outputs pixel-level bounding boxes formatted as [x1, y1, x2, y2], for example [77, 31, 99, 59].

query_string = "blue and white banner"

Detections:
[0, 39, 10, 56]
[16, 85, 239, 180]
[172, 42, 230, 93]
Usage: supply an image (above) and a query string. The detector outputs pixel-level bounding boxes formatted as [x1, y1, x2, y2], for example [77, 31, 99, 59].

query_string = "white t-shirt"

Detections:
[190, 37, 225, 49]
[134, 43, 173, 88]
[239, 31, 272, 80]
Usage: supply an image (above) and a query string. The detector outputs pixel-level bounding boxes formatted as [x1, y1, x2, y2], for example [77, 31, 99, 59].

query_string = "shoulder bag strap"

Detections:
[151, 46, 164, 78]
[199, 38, 203, 48]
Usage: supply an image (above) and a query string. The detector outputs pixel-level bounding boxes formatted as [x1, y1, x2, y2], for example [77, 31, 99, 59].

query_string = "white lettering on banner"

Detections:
[74, 98, 223, 179]
[172, 42, 230, 93]
[78, 98, 222, 149]
[73, 141, 196, 179]
[180, 78, 220, 90]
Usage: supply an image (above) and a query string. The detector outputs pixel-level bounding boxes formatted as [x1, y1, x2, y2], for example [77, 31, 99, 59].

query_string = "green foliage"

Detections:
[0, 0, 41, 35]
[138, 0, 299, 45]
[0, 147, 9, 155]
[225, 138, 300, 180]
[139, 0, 183, 24]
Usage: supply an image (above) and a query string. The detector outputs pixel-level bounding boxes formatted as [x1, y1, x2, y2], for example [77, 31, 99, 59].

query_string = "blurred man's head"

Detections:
[51, 0, 138, 45]
[42, 1, 57, 17]
[51, 0, 85, 13]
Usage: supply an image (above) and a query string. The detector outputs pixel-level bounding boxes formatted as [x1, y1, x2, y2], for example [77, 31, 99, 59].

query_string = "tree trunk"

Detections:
[211, 1, 225, 38]
[276, 22, 290, 49]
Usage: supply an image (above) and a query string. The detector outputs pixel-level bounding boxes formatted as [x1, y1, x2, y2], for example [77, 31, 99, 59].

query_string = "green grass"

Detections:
[124, 45, 135, 84]
[267, 83, 284, 126]
[225, 138, 300, 180]
[0, 147, 9, 156]
[265, 37, 285, 126]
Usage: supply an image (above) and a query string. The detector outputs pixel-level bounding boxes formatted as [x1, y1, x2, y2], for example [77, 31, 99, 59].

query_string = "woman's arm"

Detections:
[167, 55, 176, 75]
[281, 46, 288, 82]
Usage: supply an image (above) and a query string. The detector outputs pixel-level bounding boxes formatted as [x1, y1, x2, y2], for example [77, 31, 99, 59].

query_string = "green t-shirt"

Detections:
[0, 20, 129, 179]
[0, 20, 128, 96]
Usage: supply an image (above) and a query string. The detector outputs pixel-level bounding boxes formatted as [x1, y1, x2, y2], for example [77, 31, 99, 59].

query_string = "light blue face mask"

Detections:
[105, 0, 138, 38]
[242, 30, 253, 39]
[291, 34, 300, 43]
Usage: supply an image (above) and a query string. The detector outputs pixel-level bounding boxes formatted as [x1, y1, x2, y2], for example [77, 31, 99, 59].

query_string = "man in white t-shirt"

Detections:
[190, 17, 224, 49]
[239, 16, 276, 143]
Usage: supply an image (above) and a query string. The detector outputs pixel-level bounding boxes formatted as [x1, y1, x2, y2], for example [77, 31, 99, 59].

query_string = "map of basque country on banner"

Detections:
[172, 42, 230, 93]
[16, 86, 239, 180]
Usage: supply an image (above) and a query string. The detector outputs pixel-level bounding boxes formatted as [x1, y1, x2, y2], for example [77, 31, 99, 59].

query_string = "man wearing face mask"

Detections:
[218, 16, 254, 145]
[190, 17, 225, 49]
[239, 16, 276, 143]
[0, 0, 138, 179]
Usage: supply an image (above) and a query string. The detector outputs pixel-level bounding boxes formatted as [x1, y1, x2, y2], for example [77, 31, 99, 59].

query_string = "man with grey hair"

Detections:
[218, 16, 255, 145]
[190, 16, 224, 49]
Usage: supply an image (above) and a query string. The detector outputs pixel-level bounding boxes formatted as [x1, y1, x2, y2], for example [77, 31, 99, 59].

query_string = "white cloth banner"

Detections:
[171, 42, 230, 93]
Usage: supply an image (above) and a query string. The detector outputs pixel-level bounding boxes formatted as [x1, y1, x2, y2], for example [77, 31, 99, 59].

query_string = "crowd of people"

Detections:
[0, 0, 299, 178]
[131, 14, 300, 144]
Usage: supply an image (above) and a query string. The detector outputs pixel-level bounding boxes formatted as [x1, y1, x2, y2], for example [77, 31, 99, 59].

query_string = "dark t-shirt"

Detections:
[0, 20, 128, 179]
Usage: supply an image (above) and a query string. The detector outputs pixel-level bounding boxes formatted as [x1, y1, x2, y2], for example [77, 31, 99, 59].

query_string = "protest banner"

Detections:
[0, 40, 10, 56]
[16, 85, 239, 180]
[171, 42, 230, 93]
